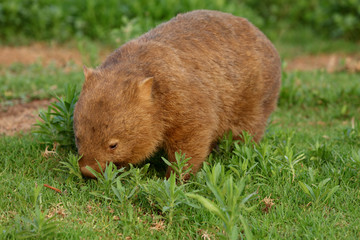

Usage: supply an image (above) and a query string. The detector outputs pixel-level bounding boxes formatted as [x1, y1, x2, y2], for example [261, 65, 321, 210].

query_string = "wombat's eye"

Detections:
[109, 139, 119, 150]
[109, 143, 118, 150]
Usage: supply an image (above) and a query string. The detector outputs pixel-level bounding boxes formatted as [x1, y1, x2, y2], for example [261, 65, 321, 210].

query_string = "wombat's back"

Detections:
[134, 10, 281, 141]
[99, 10, 281, 142]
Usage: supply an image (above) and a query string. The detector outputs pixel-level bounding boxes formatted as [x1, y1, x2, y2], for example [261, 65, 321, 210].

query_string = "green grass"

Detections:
[0, 60, 359, 239]
[0, 63, 83, 105]
[270, 27, 360, 59]
[1, 2, 359, 238]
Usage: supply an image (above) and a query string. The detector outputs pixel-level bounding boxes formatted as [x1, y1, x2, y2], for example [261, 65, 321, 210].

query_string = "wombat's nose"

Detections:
[78, 156, 99, 178]
[80, 166, 97, 179]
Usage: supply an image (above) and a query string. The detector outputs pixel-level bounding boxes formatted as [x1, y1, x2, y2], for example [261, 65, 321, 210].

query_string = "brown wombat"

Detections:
[73, 10, 281, 178]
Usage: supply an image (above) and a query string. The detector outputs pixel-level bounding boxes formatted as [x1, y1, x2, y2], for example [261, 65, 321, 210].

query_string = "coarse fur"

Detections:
[73, 10, 281, 178]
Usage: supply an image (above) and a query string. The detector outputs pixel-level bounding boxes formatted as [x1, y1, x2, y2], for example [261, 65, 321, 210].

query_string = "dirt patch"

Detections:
[0, 99, 52, 136]
[0, 43, 84, 67]
[0, 43, 358, 72]
[286, 54, 360, 73]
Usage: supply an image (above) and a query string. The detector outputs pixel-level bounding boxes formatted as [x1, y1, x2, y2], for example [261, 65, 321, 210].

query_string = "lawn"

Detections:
[0, 2, 359, 239]
[1, 59, 359, 239]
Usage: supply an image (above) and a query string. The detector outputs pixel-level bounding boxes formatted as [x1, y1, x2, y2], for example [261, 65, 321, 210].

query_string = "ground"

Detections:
[0, 43, 359, 136]
[0, 99, 51, 135]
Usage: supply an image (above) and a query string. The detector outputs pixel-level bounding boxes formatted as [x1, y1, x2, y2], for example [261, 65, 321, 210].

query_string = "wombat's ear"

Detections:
[83, 66, 94, 79]
[138, 77, 154, 99]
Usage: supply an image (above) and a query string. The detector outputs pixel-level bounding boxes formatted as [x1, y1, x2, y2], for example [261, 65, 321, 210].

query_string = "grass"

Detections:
[0, 63, 83, 105]
[271, 27, 360, 59]
[0, 8, 359, 237]
[0, 58, 359, 239]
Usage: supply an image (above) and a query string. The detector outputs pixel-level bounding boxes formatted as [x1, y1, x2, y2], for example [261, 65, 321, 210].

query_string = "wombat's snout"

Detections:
[80, 166, 96, 178]
[78, 157, 101, 179]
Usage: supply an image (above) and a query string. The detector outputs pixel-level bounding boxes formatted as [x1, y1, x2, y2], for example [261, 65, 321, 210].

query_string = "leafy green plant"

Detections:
[253, 141, 282, 179]
[55, 153, 83, 182]
[216, 131, 238, 156]
[144, 173, 192, 225]
[298, 178, 340, 207]
[86, 161, 129, 195]
[230, 133, 258, 179]
[277, 134, 305, 182]
[162, 151, 193, 183]
[111, 178, 136, 205]
[14, 184, 59, 239]
[33, 84, 79, 150]
[187, 163, 255, 240]
[124, 163, 150, 196]
[98, 164, 150, 204]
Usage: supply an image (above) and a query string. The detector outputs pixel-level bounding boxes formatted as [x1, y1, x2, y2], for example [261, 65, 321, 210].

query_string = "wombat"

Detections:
[73, 10, 281, 178]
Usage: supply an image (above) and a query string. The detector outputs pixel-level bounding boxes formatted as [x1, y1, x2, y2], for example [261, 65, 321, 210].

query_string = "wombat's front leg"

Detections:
[164, 130, 214, 179]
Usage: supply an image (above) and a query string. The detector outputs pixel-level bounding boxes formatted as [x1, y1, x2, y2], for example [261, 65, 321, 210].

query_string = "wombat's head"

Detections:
[74, 67, 162, 178]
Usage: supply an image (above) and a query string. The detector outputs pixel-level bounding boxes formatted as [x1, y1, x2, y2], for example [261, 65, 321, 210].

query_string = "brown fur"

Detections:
[73, 10, 281, 178]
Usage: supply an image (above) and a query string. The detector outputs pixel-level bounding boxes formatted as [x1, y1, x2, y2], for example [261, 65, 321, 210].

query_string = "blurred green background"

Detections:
[0, 0, 359, 46]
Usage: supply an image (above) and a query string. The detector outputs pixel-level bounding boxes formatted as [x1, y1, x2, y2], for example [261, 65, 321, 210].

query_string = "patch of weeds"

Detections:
[230, 140, 258, 179]
[298, 177, 340, 207]
[99, 164, 150, 205]
[111, 175, 138, 205]
[12, 184, 60, 239]
[213, 131, 259, 179]
[162, 151, 192, 183]
[86, 162, 129, 195]
[276, 133, 305, 182]
[214, 131, 282, 184]
[140, 153, 197, 224]
[126, 163, 150, 190]
[33, 84, 79, 150]
[188, 163, 256, 240]
[55, 153, 83, 182]
[215, 131, 239, 158]
[86, 164, 151, 235]
[253, 140, 282, 180]
[144, 173, 193, 225]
